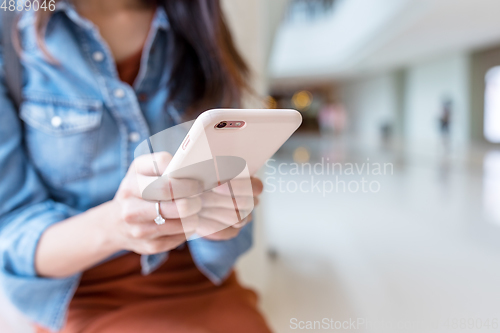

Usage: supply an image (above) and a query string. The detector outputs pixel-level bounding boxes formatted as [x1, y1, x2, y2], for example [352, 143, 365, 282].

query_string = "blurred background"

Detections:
[224, 0, 500, 332]
[2, 0, 500, 332]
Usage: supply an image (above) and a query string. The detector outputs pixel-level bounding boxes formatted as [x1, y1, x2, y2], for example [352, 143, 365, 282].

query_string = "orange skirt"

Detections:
[35, 246, 272, 333]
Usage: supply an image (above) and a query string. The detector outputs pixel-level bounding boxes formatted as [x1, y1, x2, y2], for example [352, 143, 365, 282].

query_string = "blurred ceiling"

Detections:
[269, 0, 500, 85]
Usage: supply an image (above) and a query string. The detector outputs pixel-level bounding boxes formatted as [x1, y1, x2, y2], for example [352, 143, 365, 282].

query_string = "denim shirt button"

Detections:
[51, 116, 62, 128]
[114, 88, 125, 98]
[129, 132, 141, 143]
[92, 51, 104, 62]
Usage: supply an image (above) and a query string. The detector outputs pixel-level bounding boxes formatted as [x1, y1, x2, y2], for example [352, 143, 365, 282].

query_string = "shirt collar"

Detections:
[53, 1, 170, 32]
[152, 5, 170, 31]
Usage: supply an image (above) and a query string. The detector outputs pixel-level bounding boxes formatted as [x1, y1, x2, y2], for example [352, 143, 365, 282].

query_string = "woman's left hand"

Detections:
[197, 177, 263, 240]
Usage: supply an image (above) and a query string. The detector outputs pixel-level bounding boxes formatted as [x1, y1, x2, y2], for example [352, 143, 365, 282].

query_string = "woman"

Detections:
[0, 0, 271, 332]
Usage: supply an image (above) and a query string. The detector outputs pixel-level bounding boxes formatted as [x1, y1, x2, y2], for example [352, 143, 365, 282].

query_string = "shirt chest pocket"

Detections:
[20, 98, 104, 186]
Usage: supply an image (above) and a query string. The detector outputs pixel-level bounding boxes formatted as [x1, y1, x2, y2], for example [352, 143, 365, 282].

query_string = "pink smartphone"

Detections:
[163, 108, 302, 190]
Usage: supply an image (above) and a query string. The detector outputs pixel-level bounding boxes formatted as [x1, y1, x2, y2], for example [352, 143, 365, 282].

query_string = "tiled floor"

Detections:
[238, 134, 500, 333]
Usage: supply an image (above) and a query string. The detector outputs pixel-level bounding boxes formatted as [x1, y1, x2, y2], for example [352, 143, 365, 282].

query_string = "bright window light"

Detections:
[484, 66, 500, 143]
[483, 151, 500, 225]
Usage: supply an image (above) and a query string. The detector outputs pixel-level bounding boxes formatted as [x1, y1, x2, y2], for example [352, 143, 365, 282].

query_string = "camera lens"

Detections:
[216, 122, 227, 128]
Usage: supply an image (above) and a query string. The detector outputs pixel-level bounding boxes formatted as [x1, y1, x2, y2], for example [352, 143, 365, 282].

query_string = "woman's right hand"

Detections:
[35, 152, 203, 278]
[109, 152, 202, 255]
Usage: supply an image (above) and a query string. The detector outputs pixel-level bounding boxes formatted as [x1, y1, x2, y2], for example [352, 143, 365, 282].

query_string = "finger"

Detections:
[133, 152, 172, 176]
[135, 174, 169, 200]
[200, 191, 254, 211]
[196, 216, 240, 240]
[169, 177, 204, 199]
[128, 214, 199, 239]
[198, 207, 246, 226]
[123, 197, 202, 222]
[159, 197, 202, 219]
[232, 214, 253, 229]
[139, 176, 202, 201]
[156, 214, 199, 236]
[212, 177, 263, 197]
[142, 233, 193, 255]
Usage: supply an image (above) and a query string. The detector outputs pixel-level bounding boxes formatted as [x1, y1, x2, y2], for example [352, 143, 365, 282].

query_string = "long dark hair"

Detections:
[33, 0, 251, 116]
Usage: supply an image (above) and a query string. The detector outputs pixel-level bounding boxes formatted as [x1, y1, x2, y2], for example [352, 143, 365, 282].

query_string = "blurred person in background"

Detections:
[439, 97, 453, 150]
[318, 101, 347, 135]
[0, 0, 271, 332]
[437, 98, 454, 182]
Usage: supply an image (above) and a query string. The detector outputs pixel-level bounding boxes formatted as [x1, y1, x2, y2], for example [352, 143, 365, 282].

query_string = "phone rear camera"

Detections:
[216, 122, 227, 128]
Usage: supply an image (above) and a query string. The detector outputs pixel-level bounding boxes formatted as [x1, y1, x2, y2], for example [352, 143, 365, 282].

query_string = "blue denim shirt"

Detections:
[0, 4, 253, 331]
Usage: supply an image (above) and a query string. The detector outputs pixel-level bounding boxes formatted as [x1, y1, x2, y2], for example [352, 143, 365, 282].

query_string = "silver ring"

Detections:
[154, 202, 165, 225]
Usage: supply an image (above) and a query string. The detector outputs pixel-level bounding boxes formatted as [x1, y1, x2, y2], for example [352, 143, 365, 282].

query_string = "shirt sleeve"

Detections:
[188, 221, 253, 284]
[0, 45, 81, 331]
